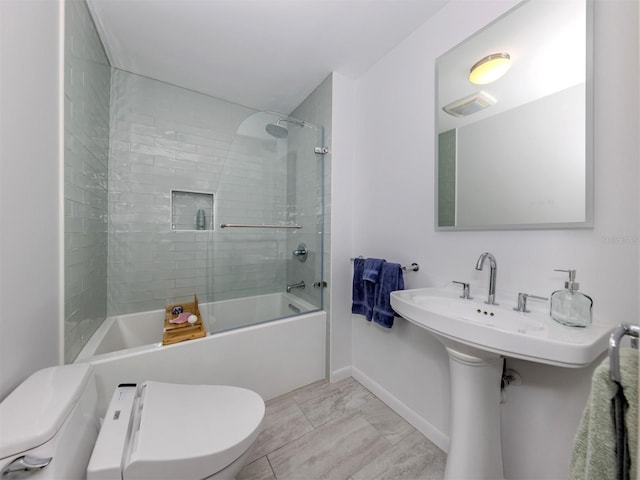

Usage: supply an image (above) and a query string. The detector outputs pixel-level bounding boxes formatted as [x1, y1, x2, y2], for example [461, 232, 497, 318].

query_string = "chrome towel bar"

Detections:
[350, 256, 419, 272]
[220, 223, 303, 229]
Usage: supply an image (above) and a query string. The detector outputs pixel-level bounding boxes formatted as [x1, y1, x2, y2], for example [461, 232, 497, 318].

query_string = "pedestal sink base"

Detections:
[444, 347, 504, 480]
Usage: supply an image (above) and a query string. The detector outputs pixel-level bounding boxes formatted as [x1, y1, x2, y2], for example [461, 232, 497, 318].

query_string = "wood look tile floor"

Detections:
[237, 377, 446, 480]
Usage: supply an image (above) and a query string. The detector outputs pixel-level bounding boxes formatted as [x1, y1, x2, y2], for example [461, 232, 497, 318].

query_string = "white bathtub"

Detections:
[76, 292, 318, 360]
[75, 293, 326, 415]
[209, 292, 317, 333]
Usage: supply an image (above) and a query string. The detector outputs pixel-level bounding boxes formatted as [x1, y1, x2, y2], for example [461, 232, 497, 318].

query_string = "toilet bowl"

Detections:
[0, 364, 265, 480]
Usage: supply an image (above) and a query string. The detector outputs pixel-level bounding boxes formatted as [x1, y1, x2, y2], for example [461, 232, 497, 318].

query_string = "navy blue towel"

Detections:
[372, 262, 405, 328]
[363, 258, 384, 283]
[351, 257, 367, 317]
[362, 258, 385, 320]
[352, 257, 385, 321]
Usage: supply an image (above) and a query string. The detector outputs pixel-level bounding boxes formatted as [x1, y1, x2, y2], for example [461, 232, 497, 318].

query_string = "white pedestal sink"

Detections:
[390, 287, 614, 480]
[446, 347, 504, 479]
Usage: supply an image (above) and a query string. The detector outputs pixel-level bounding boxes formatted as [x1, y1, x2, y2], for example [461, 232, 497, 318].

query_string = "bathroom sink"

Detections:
[392, 286, 616, 479]
[391, 287, 614, 368]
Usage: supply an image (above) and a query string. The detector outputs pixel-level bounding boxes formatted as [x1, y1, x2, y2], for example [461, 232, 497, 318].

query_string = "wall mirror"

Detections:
[435, 0, 593, 230]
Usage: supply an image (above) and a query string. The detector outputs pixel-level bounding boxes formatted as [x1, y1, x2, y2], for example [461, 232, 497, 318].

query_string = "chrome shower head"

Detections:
[265, 117, 307, 139]
[265, 122, 289, 138]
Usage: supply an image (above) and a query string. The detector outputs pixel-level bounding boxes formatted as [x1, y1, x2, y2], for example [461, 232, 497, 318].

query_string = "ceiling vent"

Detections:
[443, 91, 496, 117]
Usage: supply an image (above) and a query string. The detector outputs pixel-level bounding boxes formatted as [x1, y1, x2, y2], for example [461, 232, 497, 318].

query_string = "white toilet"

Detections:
[0, 364, 265, 480]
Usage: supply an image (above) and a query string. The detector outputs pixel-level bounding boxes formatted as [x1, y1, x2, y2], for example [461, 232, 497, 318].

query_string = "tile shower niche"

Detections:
[171, 190, 215, 231]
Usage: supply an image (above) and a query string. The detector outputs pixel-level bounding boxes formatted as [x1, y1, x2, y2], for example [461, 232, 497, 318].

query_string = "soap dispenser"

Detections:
[550, 269, 593, 327]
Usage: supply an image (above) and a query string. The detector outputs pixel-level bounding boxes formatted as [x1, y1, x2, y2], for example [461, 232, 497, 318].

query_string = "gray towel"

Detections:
[569, 348, 638, 480]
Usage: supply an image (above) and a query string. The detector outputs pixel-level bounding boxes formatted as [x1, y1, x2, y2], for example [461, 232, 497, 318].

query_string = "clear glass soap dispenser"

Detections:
[550, 269, 593, 327]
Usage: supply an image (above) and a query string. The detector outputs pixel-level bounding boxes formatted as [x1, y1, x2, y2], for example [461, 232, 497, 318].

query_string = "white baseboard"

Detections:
[330, 365, 352, 383]
[351, 366, 450, 453]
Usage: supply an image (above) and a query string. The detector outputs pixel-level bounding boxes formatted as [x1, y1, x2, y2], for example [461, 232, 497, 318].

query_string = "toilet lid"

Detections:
[123, 382, 265, 480]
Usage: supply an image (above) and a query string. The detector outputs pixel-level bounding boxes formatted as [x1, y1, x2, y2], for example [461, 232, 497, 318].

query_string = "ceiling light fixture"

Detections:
[469, 53, 511, 85]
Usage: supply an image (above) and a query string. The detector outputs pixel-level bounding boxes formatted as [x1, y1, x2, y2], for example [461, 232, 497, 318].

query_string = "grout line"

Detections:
[294, 396, 317, 431]
[297, 399, 319, 433]
[266, 455, 278, 480]
[288, 380, 335, 428]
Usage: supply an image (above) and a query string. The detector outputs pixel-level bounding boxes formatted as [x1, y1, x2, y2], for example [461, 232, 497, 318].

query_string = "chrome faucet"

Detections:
[286, 280, 305, 293]
[475, 252, 498, 305]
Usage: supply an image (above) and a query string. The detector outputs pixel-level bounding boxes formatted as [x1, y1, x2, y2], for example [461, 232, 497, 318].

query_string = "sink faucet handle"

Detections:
[452, 281, 473, 300]
[513, 292, 549, 313]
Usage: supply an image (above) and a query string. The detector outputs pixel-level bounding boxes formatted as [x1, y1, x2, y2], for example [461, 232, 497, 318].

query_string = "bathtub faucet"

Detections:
[286, 281, 305, 293]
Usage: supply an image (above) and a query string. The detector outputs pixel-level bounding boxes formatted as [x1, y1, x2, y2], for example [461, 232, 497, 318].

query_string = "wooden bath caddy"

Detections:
[162, 295, 206, 346]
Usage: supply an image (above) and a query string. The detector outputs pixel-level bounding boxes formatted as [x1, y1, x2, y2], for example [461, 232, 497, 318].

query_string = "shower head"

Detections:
[265, 117, 306, 139]
[265, 122, 289, 139]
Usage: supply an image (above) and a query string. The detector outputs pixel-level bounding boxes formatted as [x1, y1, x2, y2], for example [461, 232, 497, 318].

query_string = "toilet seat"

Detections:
[89, 381, 265, 480]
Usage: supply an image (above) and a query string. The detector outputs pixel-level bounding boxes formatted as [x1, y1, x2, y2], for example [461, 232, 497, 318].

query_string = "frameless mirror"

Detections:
[436, 0, 593, 230]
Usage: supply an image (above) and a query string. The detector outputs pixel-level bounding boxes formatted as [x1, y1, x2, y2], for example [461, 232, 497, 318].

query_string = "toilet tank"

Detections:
[0, 364, 100, 479]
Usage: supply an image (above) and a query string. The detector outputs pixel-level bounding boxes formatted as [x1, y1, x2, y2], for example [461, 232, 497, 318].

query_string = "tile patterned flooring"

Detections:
[237, 377, 446, 480]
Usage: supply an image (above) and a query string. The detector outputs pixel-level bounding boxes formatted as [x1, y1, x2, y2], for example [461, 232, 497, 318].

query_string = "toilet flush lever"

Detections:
[1, 455, 52, 478]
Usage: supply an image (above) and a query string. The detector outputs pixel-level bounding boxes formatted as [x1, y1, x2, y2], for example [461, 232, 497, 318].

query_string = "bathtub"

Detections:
[76, 292, 318, 360]
[75, 293, 326, 415]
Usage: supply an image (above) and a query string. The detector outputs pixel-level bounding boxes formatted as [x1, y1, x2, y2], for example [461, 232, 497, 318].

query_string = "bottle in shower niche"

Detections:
[550, 269, 593, 327]
[196, 209, 206, 230]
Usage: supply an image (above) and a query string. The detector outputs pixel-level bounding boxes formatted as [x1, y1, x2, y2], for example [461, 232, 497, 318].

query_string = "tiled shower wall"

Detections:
[108, 70, 293, 314]
[64, 0, 111, 362]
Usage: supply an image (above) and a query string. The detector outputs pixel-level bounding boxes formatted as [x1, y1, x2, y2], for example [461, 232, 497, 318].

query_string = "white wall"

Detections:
[0, 0, 63, 400]
[340, 0, 639, 479]
[329, 73, 357, 381]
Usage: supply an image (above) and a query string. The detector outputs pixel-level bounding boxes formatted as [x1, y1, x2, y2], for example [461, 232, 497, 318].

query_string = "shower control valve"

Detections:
[292, 243, 308, 262]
